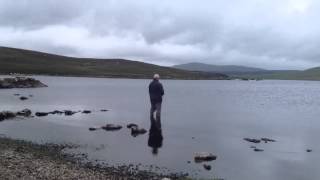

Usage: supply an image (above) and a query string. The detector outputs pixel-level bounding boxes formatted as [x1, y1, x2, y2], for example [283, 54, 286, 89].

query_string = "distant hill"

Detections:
[0, 47, 228, 80]
[173, 62, 267, 75]
[174, 62, 320, 80]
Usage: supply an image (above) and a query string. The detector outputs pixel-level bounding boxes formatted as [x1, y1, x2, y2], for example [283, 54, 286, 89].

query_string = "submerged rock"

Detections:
[244, 138, 261, 143]
[0, 77, 47, 89]
[306, 149, 312, 152]
[100, 109, 109, 112]
[194, 152, 217, 163]
[0, 111, 16, 121]
[101, 124, 122, 131]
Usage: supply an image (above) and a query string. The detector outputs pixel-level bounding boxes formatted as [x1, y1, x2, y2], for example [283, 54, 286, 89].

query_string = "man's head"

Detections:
[153, 74, 160, 80]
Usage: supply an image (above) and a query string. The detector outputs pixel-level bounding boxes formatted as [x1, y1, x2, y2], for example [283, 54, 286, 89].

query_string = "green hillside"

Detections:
[0, 47, 228, 80]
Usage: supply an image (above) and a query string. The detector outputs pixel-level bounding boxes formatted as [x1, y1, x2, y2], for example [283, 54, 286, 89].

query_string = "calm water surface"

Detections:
[1, 76, 320, 180]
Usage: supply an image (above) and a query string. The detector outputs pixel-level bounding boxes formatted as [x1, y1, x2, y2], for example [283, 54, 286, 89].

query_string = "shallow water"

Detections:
[1, 76, 320, 180]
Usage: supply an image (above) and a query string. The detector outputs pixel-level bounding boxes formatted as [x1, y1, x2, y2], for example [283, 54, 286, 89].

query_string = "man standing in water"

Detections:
[149, 74, 164, 123]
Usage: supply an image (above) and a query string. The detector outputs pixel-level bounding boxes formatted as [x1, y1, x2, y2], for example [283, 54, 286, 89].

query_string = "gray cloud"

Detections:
[0, 0, 319, 69]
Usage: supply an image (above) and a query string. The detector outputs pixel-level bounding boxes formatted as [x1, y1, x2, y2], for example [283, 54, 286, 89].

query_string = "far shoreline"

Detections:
[0, 73, 231, 81]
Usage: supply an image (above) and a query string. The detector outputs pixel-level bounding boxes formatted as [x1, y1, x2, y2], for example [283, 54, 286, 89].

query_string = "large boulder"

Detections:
[0, 77, 47, 89]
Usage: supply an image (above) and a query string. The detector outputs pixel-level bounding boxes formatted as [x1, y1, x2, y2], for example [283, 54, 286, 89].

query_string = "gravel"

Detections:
[0, 137, 187, 180]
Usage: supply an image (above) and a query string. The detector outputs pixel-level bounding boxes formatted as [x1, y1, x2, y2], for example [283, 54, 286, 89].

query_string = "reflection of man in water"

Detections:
[148, 117, 163, 155]
[148, 74, 164, 155]
[149, 74, 164, 122]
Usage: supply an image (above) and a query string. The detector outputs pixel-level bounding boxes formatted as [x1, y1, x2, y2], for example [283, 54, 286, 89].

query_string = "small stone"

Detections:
[35, 112, 49, 117]
[244, 138, 261, 143]
[261, 138, 276, 143]
[16, 109, 32, 117]
[194, 152, 217, 163]
[19, 96, 28, 101]
[203, 164, 211, 171]
[131, 127, 147, 137]
[64, 110, 76, 116]
[89, 127, 99, 131]
[82, 110, 91, 114]
[254, 148, 264, 152]
[306, 149, 312, 152]
[101, 124, 122, 131]
[127, 123, 138, 129]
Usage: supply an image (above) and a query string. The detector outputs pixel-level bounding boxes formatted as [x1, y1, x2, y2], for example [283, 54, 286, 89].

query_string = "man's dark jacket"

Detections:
[149, 79, 164, 103]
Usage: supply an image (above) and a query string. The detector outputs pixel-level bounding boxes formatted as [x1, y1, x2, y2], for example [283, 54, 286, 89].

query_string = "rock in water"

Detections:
[0, 77, 47, 89]
[0, 111, 16, 121]
[16, 109, 32, 117]
[100, 109, 109, 112]
[82, 110, 91, 114]
[261, 138, 276, 143]
[244, 138, 261, 143]
[89, 127, 100, 131]
[306, 149, 312, 152]
[131, 127, 147, 137]
[19, 96, 28, 101]
[127, 123, 138, 129]
[50, 110, 64, 115]
[203, 164, 212, 171]
[35, 112, 49, 117]
[254, 148, 264, 152]
[101, 124, 122, 131]
[64, 110, 77, 116]
[194, 152, 217, 163]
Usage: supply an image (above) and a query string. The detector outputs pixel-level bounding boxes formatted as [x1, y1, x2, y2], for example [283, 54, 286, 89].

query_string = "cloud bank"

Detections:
[0, 0, 320, 69]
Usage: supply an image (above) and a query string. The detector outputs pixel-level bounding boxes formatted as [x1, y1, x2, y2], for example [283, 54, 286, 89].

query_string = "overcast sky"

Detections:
[0, 0, 320, 70]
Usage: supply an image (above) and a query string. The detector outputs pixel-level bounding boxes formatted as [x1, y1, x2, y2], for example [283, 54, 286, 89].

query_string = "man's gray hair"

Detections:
[153, 74, 160, 79]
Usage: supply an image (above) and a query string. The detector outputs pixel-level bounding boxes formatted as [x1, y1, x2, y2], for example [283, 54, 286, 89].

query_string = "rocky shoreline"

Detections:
[0, 77, 47, 89]
[0, 137, 188, 180]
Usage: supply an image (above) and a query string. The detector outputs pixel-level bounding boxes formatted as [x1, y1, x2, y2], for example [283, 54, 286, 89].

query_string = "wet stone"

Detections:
[244, 138, 261, 143]
[19, 96, 28, 101]
[203, 164, 212, 171]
